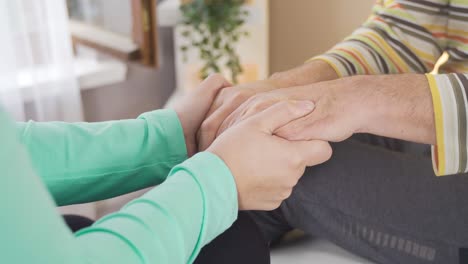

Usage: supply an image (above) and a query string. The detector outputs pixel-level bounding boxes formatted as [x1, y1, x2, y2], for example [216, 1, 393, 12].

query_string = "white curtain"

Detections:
[0, 0, 95, 219]
[0, 0, 83, 122]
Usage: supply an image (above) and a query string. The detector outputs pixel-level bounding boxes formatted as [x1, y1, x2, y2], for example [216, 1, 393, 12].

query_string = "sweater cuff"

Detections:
[138, 109, 188, 162]
[308, 55, 348, 78]
[426, 73, 468, 176]
[169, 152, 238, 261]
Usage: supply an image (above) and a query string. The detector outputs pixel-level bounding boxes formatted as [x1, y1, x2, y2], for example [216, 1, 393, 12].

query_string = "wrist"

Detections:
[354, 74, 435, 144]
[336, 76, 379, 134]
[269, 60, 339, 87]
[173, 109, 195, 157]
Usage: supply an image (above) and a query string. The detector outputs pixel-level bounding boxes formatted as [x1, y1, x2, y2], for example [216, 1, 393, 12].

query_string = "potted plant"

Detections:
[180, 0, 249, 84]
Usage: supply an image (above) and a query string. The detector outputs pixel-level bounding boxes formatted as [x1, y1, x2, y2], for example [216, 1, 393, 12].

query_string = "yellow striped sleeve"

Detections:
[426, 73, 468, 176]
[308, 0, 446, 76]
[426, 74, 446, 176]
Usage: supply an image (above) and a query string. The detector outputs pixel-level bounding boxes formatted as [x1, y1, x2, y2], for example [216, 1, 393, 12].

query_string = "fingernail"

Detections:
[294, 100, 315, 113]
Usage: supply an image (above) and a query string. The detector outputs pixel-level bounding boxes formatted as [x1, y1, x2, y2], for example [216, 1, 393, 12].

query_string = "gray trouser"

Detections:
[249, 135, 468, 264]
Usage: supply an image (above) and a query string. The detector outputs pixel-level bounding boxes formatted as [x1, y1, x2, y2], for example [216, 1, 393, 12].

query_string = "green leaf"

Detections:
[179, 0, 246, 83]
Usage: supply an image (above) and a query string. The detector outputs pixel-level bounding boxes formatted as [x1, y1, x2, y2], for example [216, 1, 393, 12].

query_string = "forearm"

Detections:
[2, 131, 237, 264]
[76, 152, 238, 264]
[17, 109, 187, 206]
[269, 60, 339, 87]
[357, 74, 436, 145]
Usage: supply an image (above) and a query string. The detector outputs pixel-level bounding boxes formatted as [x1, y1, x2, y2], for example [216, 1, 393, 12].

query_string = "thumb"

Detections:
[248, 100, 315, 133]
[289, 140, 332, 168]
[198, 74, 232, 95]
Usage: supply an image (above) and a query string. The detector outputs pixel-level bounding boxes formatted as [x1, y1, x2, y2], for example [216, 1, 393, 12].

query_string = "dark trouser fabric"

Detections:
[62, 212, 269, 264]
[63, 214, 94, 232]
[249, 136, 468, 264]
[195, 212, 270, 264]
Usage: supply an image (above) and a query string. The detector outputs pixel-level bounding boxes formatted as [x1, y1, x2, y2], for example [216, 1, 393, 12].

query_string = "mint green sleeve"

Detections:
[0, 109, 239, 264]
[16, 109, 187, 206]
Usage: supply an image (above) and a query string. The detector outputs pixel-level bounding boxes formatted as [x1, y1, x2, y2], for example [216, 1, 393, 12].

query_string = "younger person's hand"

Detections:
[173, 74, 231, 157]
[207, 101, 332, 211]
[198, 79, 282, 151]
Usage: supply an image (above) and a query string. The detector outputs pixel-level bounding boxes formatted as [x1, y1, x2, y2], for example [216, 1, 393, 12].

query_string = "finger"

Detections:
[247, 100, 315, 133]
[200, 73, 232, 90]
[216, 102, 254, 137]
[204, 88, 228, 118]
[198, 73, 232, 96]
[216, 109, 239, 137]
[289, 140, 333, 168]
[218, 97, 282, 137]
[198, 102, 238, 151]
[275, 112, 322, 141]
[256, 201, 282, 211]
[199, 88, 255, 150]
[196, 75, 232, 119]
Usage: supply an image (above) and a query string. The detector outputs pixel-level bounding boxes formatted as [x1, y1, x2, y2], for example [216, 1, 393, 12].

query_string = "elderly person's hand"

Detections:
[215, 77, 366, 142]
[197, 79, 282, 151]
[216, 74, 436, 145]
[208, 101, 332, 210]
[197, 60, 339, 151]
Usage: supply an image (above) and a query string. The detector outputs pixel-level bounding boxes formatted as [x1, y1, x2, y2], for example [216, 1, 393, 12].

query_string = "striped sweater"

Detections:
[312, 0, 468, 176]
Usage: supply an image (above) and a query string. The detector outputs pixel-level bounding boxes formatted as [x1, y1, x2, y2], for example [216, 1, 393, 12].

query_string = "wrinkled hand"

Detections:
[217, 77, 372, 143]
[207, 101, 332, 210]
[173, 74, 231, 157]
[197, 79, 282, 151]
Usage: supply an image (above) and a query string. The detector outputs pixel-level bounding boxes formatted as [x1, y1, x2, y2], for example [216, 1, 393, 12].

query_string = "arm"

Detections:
[16, 74, 231, 206]
[277, 0, 468, 176]
[198, 0, 448, 150]
[257, 0, 449, 88]
[75, 153, 237, 264]
[1, 102, 331, 264]
[225, 71, 468, 177]
[311, 0, 446, 77]
[2, 109, 237, 263]
[196, 61, 338, 150]
[17, 109, 187, 206]
[273, 72, 468, 177]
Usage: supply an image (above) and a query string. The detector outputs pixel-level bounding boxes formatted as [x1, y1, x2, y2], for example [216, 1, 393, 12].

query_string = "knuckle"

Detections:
[289, 153, 304, 168]
[289, 176, 300, 188]
[251, 100, 266, 112]
[218, 117, 234, 134]
[200, 119, 214, 132]
[268, 201, 282, 211]
[202, 74, 226, 91]
[318, 142, 333, 162]
[232, 89, 250, 101]
[283, 125, 301, 140]
[281, 100, 297, 115]
[218, 87, 229, 98]
[282, 188, 293, 200]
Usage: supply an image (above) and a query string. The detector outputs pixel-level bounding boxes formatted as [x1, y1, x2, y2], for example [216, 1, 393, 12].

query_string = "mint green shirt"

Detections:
[0, 108, 238, 263]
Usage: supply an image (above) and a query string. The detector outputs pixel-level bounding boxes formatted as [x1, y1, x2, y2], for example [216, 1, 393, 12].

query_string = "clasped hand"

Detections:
[174, 74, 338, 211]
[199, 76, 371, 149]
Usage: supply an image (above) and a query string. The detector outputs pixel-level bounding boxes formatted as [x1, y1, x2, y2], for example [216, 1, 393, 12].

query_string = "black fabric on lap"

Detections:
[194, 212, 270, 264]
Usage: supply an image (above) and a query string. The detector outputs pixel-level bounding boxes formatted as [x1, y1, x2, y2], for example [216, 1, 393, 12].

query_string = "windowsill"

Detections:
[74, 57, 127, 90]
[11, 57, 127, 102]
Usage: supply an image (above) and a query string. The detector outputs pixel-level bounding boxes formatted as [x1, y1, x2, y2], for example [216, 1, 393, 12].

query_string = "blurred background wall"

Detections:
[269, 0, 375, 73]
[81, 27, 176, 122]
[81, 0, 375, 122]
